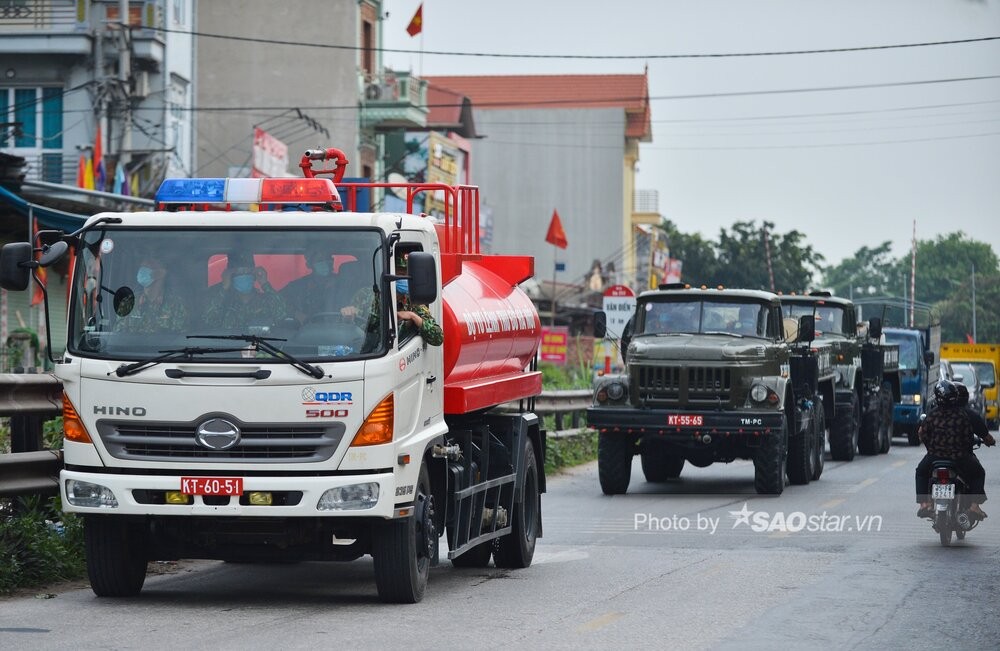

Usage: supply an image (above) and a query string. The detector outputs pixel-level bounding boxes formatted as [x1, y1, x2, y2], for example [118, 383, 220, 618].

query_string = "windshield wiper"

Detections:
[188, 334, 325, 379]
[111, 346, 247, 377]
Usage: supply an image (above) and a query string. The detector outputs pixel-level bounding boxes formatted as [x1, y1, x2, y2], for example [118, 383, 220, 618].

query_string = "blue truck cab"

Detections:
[884, 326, 939, 445]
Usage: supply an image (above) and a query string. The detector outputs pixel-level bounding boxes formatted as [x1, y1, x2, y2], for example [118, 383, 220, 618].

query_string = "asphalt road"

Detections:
[3, 435, 999, 650]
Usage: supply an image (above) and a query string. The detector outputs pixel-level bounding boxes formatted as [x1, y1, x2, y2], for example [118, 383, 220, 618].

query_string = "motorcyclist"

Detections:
[915, 380, 995, 519]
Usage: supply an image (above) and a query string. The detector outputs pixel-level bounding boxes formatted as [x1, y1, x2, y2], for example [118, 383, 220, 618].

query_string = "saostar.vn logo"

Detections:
[728, 503, 882, 534]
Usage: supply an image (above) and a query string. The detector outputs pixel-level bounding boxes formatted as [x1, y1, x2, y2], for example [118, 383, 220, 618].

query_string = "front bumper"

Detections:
[893, 404, 922, 426]
[60, 469, 398, 519]
[587, 406, 784, 443]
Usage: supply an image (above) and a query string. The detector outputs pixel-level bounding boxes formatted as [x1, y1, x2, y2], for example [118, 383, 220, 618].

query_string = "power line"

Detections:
[155, 26, 1000, 60]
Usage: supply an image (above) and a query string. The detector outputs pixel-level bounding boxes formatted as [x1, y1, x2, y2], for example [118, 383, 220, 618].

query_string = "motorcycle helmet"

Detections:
[956, 383, 970, 407]
[933, 380, 960, 407]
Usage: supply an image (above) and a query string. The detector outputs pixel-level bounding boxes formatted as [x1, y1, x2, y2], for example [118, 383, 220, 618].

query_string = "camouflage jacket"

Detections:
[203, 284, 286, 331]
[918, 407, 979, 459]
[115, 292, 188, 333]
[351, 287, 443, 347]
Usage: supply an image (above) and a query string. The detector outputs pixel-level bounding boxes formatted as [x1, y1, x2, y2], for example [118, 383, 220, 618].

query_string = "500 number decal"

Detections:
[306, 409, 349, 418]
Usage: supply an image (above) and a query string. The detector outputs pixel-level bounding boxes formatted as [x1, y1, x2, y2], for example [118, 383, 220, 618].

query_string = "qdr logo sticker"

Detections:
[301, 387, 354, 405]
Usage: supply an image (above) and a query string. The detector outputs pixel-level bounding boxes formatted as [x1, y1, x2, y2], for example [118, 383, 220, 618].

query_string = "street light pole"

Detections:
[972, 263, 977, 343]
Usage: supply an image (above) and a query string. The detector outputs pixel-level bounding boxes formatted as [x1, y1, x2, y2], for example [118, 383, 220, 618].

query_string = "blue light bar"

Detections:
[155, 178, 227, 204]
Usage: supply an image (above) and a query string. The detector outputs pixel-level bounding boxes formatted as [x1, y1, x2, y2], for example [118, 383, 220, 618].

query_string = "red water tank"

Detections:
[440, 257, 541, 413]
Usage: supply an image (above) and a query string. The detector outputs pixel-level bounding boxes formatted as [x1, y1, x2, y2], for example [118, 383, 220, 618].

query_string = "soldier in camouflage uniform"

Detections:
[115, 254, 188, 333]
[204, 252, 287, 331]
[341, 251, 442, 347]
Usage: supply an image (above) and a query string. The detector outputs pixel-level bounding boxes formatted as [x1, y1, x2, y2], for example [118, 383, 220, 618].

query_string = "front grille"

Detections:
[633, 365, 732, 407]
[97, 419, 346, 463]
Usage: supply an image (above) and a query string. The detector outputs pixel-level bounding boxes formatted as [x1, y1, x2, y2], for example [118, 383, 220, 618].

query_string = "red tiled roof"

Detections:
[423, 74, 651, 140]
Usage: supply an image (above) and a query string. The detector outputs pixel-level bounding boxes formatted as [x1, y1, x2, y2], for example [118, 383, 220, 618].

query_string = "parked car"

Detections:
[950, 362, 988, 420]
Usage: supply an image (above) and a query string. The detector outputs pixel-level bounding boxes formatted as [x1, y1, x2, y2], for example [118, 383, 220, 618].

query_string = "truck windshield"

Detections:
[887, 334, 920, 370]
[637, 299, 770, 338]
[68, 227, 386, 362]
[782, 303, 848, 337]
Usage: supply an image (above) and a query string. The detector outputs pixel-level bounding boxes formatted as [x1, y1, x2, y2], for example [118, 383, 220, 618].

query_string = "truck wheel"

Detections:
[811, 399, 826, 481]
[858, 394, 880, 456]
[878, 383, 894, 454]
[450, 540, 493, 568]
[640, 444, 684, 482]
[84, 516, 148, 597]
[786, 412, 813, 486]
[753, 419, 787, 495]
[494, 437, 540, 569]
[373, 463, 434, 603]
[830, 392, 860, 461]
[598, 433, 632, 495]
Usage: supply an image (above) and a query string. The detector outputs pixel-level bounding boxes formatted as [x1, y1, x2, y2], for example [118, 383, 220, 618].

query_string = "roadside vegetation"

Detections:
[539, 359, 598, 475]
[1, 417, 86, 596]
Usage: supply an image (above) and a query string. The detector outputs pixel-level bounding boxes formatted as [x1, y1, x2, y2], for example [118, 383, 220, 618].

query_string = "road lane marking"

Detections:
[577, 611, 625, 632]
[821, 498, 845, 509]
[845, 477, 878, 493]
[891, 460, 907, 468]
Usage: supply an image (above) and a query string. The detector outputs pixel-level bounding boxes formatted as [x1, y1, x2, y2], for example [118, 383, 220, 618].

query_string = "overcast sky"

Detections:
[382, 0, 1000, 269]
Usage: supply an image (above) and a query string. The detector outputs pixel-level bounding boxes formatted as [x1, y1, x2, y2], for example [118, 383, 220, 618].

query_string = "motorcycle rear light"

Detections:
[936, 468, 951, 482]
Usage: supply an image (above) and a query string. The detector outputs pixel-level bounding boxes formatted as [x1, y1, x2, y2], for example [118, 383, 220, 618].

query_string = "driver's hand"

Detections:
[984, 433, 996, 447]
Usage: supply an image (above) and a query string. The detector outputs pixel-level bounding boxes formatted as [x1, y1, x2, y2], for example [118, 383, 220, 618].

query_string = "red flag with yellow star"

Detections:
[406, 3, 423, 37]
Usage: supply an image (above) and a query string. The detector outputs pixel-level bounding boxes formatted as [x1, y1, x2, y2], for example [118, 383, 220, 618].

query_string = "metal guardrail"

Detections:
[0, 376, 595, 499]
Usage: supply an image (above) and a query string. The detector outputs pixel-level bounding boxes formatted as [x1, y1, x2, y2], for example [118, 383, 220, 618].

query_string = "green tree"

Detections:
[821, 242, 898, 299]
[661, 219, 719, 286]
[934, 270, 1000, 343]
[714, 221, 824, 291]
[910, 233, 998, 306]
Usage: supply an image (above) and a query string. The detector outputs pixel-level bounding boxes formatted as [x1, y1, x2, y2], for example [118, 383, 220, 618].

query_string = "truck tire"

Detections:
[84, 516, 148, 597]
[786, 410, 813, 486]
[494, 437, 540, 569]
[640, 444, 684, 482]
[753, 419, 787, 495]
[598, 433, 632, 495]
[830, 391, 860, 461]
[858, 393, 880, 456]
[373, 463, 434, 603]
[811, 399, 827, 481]
[878, 382, 894, 454]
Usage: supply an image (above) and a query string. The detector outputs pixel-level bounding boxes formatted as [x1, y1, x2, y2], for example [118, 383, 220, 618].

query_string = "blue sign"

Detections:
[555, 262, 566, 272]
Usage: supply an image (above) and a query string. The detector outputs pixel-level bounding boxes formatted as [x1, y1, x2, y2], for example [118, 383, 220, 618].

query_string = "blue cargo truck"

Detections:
[856, 298, 940, 446]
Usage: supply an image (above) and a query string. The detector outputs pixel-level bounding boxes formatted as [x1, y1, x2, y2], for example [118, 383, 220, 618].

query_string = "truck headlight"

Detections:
[749, 383, 769, 403]
[317, 482, 380, 511]
[65, 479, 118, 508]
[606, 381, 626, 401]
[901, 394, 921, 405]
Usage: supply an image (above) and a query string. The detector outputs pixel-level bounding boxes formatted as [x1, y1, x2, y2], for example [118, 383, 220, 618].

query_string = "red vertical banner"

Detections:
[30, 218, 46, 307]
[540, 326, 569, 364]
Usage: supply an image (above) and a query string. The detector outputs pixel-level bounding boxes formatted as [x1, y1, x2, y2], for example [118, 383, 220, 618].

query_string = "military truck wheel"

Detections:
[598, 433, 633, 495]
[786, 412, 813, 486]
[811, 399, 827, 481]
[373, 463, 433, 603]
[858, 394, 880, 456]
[494, 437, 540, 569]
[878, 382, 894, 454]
[640, 444, 684, 482]
[830, 392, 860, 461]
[84, 516, 148, 597]
[753, 419, 787, 495]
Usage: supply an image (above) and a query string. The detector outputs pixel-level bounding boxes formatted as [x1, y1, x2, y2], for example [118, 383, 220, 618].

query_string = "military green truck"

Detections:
[781, 293, 901, 459]
[587, 286, 834, 496]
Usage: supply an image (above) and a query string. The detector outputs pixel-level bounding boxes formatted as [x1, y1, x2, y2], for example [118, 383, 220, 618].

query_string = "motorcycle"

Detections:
[925, 435, 986, 546]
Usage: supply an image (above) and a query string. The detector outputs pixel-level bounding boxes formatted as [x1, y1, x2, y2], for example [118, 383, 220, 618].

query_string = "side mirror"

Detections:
[797, 315, 816, 343]
[924, 351, 935, 366]
[38, 240, 69, 267]
[0, 242, 33, 291]
[952, 373, 965, 384]
[405, 251, 437, 305]
[594, 311, 607, 338]
[868, 317, 882, 340]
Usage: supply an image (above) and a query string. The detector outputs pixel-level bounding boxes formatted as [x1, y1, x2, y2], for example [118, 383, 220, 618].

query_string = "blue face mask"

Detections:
[233, 274, 255, 294]
[396, 279, 409, 296]
[312, 261, 331, 277]
[136, 266, 155, 288]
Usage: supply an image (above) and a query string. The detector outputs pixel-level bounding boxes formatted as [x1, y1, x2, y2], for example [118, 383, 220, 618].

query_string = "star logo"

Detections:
[729, 502, 754, 528]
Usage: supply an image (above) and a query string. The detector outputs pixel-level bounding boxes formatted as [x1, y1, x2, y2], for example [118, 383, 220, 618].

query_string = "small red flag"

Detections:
[406, 3, 423, 37]
[966, 333, 975, 344]
[545, 209, 568, 249]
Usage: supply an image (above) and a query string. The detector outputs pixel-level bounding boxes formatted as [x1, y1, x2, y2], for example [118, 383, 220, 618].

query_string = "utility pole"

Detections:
[117, 0, 132, 171]
[972, 263, 977, 343]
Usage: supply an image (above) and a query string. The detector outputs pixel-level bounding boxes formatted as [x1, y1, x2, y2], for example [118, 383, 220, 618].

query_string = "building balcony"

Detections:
[360, 71, 429, 130]
[0, 0, 90, 56]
